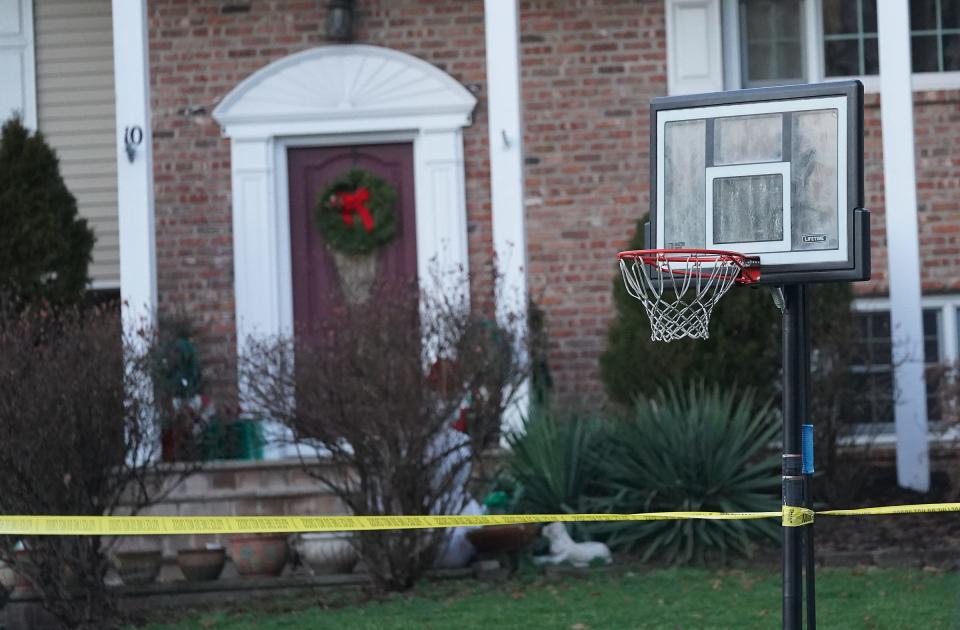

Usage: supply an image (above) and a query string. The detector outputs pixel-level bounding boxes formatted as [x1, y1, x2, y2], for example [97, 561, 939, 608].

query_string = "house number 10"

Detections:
[124, 126, 144, 163]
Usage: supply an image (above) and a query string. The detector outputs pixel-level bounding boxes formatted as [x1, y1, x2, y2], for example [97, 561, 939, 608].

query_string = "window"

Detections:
[822, 0, 879, 77]
[715, 0, 960, 94]
[846, 310, 894, 425]
[846, 305, 951, 427]
[910, 0, 960, 72]
[738, 0, 805, 86]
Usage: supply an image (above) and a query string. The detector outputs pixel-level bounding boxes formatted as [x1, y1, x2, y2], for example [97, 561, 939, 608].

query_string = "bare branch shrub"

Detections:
[0, 305, 191, 629]
[241, 280, 528, 591]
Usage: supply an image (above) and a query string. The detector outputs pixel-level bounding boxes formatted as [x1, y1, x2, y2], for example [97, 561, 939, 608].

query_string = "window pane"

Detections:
[873, 311, 892, 336]
[748, 43, 775, 81]
[825, 39, 861, 76]
[944, 1, 960, 29]
[864, 37, 880, 74]
[944, 35, 960, 71]
[910, 0, 938, 31]
[741, 0, 803, 84]
[778, 42, 803, 78]
[745, 0, 773, 36]
[863, 0, 878, 33]
[927, 367, 942, 421]
[867, 312, 892, 364]
[822, 0, 859, 35]
[922, 309, 940, 362]
[912, 35, 940, 72]
[867, 372, 894, 423]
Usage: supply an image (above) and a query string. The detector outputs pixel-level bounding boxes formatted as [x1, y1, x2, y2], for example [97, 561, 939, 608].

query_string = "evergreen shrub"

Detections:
[0, 116, 94, 307]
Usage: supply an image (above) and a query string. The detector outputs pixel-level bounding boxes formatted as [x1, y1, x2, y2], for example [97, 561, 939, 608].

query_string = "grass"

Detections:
[134, 567, 959, 630]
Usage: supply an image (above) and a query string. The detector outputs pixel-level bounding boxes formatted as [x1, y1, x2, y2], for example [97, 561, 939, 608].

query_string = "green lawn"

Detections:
[135, 567, 959, 630]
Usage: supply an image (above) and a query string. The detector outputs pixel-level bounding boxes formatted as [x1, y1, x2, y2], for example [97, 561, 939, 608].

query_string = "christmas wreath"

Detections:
[314, 168, 398, 255]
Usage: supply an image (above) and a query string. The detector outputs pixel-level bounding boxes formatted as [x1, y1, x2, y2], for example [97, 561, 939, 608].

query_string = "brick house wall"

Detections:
[148, 0, 960, 411]
[519, 1, 666, 404]
[862, 91, 960, 295]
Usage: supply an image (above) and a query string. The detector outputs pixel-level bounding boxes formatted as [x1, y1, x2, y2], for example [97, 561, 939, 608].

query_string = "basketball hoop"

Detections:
[617, 249, 760, 342]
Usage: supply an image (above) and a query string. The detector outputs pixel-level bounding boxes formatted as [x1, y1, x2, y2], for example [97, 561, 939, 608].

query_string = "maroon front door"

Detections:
[287, 144, 417, 331]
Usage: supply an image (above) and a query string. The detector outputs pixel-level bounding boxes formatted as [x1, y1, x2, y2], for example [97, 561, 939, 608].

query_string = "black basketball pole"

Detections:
[781, 284, 808, 630]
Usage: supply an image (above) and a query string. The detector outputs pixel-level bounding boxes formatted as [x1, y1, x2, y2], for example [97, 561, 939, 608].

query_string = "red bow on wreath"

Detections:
[335, 187, 375, 233]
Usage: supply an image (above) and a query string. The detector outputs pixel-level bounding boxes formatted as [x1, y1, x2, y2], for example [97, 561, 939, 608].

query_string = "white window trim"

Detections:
[848, 293, 960, 441]
[0, 0, 37, 128]
[724, 0, 960, 93]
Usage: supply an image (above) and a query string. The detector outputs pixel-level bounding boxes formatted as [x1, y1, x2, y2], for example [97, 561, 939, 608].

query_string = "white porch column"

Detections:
[484, 0, 529, 434]
[877, 0, 929, 491]
[112, 0, 157, 329]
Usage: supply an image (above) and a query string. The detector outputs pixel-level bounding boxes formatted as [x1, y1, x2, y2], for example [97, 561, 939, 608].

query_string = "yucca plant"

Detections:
[594, 382, 780, 564]
[504, 411, 605, 526]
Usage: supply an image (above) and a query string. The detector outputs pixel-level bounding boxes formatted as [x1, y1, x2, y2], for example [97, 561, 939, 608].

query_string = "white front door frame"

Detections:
[214, 46, 477, 458]
[215, 45, 477, 346]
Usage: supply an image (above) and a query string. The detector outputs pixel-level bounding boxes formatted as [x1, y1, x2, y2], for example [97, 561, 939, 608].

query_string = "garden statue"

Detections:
[535, 522, 612, 568]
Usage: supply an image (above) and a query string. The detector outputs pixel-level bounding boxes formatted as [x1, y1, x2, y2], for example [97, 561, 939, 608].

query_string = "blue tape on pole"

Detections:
[801, 424, 814, 475]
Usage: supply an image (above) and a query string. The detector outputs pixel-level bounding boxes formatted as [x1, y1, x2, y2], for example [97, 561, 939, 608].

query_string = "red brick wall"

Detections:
[148, 0, 492, 397]
[519, 0, 666, 405]
[858, 91, 960, 296]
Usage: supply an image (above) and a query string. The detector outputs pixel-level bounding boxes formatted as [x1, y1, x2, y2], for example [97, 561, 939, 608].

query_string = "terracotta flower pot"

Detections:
[13, 548, 35, 594]
[466, 524, 539, 554]
[177, 547, 226, 582]
[114, 550, 163, 586]
[293, 532, 358, 575]
[229, 534, 288, 577]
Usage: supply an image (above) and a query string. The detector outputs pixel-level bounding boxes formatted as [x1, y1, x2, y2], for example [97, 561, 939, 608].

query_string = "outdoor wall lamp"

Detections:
[326, 0, 354, 42]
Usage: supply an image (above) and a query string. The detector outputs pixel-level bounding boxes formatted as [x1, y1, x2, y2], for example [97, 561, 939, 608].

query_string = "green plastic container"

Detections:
[203, 419, 264, 461]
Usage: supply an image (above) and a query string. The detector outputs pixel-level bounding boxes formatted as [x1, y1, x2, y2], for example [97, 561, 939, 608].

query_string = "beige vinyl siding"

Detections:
[34, 0, 119, 288]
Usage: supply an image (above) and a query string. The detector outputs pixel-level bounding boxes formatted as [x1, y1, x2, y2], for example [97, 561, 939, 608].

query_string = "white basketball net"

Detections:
[619, 251, 749, 342]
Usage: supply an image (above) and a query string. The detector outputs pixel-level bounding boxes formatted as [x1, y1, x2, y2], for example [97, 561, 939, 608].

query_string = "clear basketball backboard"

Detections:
[647, 81, 869, 284]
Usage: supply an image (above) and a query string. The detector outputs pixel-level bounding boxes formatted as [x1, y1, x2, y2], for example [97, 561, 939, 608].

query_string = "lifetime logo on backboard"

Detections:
[802, 234, 828, 244]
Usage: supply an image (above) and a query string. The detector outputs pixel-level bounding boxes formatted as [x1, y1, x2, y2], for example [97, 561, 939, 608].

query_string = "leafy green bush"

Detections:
[600, 217, 780, 405]
[593, 382, 779, 564]
[0, 116, 94, 307]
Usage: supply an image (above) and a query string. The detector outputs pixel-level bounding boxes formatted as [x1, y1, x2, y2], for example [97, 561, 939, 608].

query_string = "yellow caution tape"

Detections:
[782, 506, 815, 527]
[819, 502, 960, 517]
[0, 503, 954, 536]
[0, 511, 781, 536]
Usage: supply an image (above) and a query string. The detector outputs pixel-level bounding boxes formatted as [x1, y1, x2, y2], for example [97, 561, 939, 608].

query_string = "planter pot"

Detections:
[203, 419, 264, 461]
[177, 548, 226, 582]
[0, 559, 15, 592]
[229, 535, 288, 577]
[161, 422, 197, 462]
[293, 533, 358, 575]
[13, 548, 35, 594]
[466, 524, 539, 555]
[114, 550, 163, 586]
